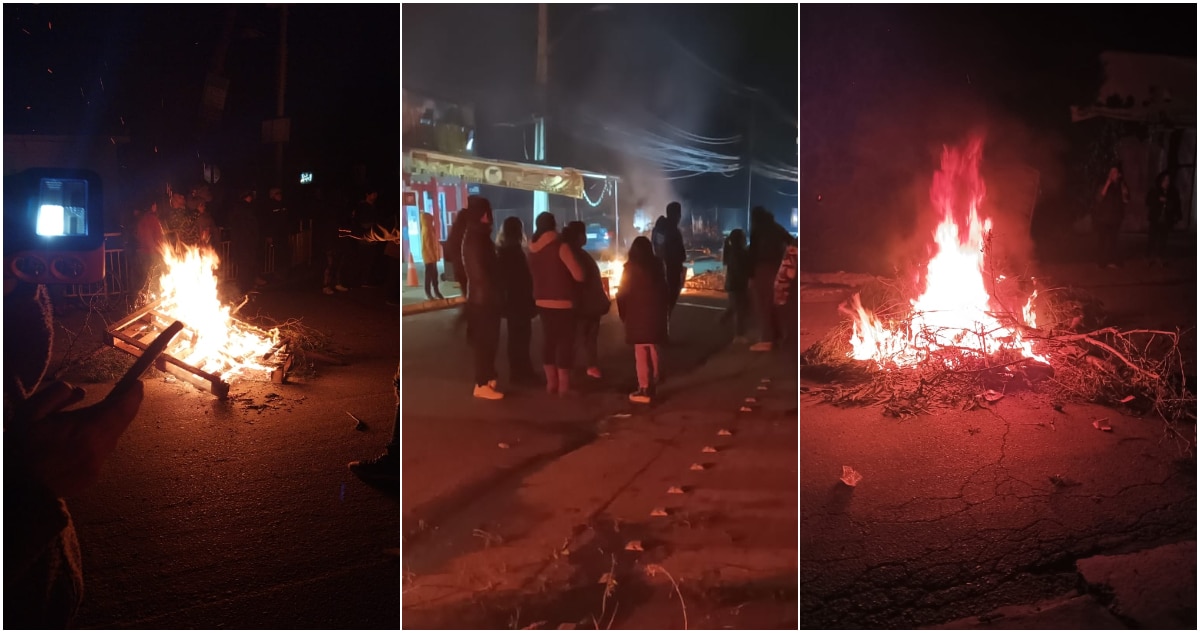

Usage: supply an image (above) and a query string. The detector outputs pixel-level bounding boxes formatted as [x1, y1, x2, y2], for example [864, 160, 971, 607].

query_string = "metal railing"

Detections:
[64, 222, 314, 301]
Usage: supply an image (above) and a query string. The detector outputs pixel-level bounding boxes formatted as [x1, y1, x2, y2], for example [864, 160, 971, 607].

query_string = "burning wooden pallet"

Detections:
[105, 299, 293, 399]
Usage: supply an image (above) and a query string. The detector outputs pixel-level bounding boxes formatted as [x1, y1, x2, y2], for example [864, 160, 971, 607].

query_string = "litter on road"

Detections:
[840, 465, 863, 487]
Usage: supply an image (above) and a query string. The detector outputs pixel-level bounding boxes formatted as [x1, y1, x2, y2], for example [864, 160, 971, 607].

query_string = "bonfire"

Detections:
[803, 136, 1194, 452]
[149, 242, 280, 382]
[839, 137, 1046, 369]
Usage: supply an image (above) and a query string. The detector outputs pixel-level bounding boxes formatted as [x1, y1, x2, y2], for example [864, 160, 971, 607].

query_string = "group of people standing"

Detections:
[1093, 165, 1183, 268]
[452, 196, 609, 400]
[448, 195, 797, 404]
[721, 206, 798, 352]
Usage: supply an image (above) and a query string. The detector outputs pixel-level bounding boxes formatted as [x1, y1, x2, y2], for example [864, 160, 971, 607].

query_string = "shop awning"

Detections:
[406, 149, 617, 199]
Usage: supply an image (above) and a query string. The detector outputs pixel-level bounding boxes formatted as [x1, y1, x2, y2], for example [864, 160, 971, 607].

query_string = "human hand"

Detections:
[11, 380, 145, 498]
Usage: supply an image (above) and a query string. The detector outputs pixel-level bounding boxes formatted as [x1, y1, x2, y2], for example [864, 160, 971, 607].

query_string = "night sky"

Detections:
[800, 3, 1197, 273]
[403, 3, 798, 219]
[4, 4, 399, 196]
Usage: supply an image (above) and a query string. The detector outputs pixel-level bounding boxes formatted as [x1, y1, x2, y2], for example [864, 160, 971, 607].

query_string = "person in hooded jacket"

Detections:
[1145, 170, 1182, 267]
[495, 216, 539, 384]
[445, 208, 470, 332]
[528, 212, 586, 395]
[651, 202, 688, 319]
[461, 196, 504, 400]
[721, 228, 751, 343]
[747, 206, 789, 351]
[564, 221, 611, 379]
[617, 236, 669, 403]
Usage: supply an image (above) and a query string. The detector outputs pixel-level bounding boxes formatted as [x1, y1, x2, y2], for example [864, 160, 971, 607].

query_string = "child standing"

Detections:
[721, 229, 751, 344]
[617, 237, 669, 404]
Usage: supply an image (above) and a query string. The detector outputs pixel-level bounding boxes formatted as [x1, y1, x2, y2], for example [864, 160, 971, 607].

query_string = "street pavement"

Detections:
[401, 294, 799, 629]
[52, 280, 401, 629]
[798, 258, 1198, 629]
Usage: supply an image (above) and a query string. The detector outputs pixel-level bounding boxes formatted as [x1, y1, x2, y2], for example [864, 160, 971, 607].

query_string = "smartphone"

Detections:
[107, 320, 184, 400]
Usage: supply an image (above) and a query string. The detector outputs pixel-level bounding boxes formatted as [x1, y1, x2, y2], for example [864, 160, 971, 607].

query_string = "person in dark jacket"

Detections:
[564, 221, 611, 379]
[617, 236, 669, 403]
[461, 196, 504, 400]
[1145, 170, 1181, 267]
[721, 229, 751, 343]
[445, 209, 469, 294]
[529, 212, 586, 396]
[446, 208, 470, 332]
[747, 206, 789, 351]
[1094, 165, 1129, 269]
[651, 202, 687, 318]
[228, 190, 263, 294]
[495, 216, 539, 384]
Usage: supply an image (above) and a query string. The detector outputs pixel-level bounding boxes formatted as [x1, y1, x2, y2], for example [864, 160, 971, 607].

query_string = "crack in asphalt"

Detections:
[801, 407, 1197, 628]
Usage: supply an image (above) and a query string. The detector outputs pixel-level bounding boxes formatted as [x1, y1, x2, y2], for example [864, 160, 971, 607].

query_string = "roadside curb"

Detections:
[402, 296, 464, 316]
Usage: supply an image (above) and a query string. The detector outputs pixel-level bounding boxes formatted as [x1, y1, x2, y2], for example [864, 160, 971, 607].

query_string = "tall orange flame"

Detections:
[844, 137, 1044, 367]
[151, 243, 279, 381]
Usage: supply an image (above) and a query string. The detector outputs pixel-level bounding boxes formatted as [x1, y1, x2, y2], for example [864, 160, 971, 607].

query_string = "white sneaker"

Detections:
[473, 380, 504, 400]
[750, 342, 774, 352]
[335, 284, 351, 292]
[629, 389, 651, 404]
[586, 367, 603, 379]
[322, 286, 335, 295]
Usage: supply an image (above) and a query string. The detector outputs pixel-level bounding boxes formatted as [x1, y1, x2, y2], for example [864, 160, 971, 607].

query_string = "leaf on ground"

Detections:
[624, 540, 644, 551]
[840, 465, 863, 487]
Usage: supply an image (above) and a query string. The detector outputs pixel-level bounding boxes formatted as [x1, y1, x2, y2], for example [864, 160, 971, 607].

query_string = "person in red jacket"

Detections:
[528, 212, 586, 396]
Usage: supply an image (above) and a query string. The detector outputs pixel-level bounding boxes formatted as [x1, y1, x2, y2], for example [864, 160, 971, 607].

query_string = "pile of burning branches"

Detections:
[802, 277, 1196, 451]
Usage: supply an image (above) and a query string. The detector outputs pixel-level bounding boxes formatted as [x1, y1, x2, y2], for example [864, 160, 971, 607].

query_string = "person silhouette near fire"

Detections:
[1094, 165, 1129, 269]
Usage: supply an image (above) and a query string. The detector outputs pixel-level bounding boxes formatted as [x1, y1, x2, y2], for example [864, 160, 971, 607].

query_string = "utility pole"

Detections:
[533, 3, 549, 216]
[274, 4, 289, 185]
[745, 94, 755, 230]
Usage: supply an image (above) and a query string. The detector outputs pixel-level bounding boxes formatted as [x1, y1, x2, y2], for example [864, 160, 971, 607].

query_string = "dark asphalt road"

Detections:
[401, 292, 735, 524]
[798, 263, 1198, 629]
[401, 292, 798, 629]
[52, 282, 401, 629]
